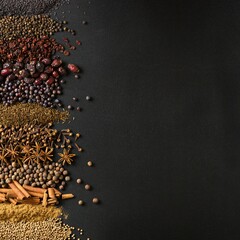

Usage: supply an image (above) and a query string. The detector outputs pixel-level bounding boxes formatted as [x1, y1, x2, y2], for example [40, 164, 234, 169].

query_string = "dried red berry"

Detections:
[51, 59, 62, 68]
[46, 77, 54, 85]
[1, 68, 12, 76]
[67, 63, 79, 73]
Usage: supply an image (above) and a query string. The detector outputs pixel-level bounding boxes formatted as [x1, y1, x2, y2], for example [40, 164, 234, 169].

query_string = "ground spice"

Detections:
[0, 204, 62, 222]
[0, 0, 70, 16]
[0, 103, 69, 126]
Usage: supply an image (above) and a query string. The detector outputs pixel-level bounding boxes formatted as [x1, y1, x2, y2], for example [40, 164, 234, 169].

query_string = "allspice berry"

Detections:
[92, 197, 99, 204]
[76, 178, 82, 184]
[87, 161, 93, 167]
[84, 184, 91, 190]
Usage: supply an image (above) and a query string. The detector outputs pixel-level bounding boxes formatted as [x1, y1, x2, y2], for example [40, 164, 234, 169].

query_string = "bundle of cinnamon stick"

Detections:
[0, 180, 74, 207]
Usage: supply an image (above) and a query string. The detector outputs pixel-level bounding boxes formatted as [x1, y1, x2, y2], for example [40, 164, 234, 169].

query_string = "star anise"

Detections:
[41, 147, 53, 162]
[0, 147, 8, 165]
[58, 148, 76, 165]
[21, 144, 33, 164]
[25, 142, 45, 164]
[6, 144, 19, 160]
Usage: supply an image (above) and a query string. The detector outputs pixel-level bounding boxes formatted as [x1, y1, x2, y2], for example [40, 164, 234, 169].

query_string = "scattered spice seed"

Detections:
[92, 197, 99, 204]
[87, 161, 93, 167]
[78, 200, 84, 205]
[84, 184, 91, 191]
[86, 96, 92, 101]
[76, 179, 82, 184]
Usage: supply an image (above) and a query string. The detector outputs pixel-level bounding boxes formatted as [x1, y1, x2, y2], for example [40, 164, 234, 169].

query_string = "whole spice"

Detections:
[0, 180, 74, 206]
[0, 15, 72, 41]
[87, 161, 93, 167]
[92, 197, 99, 204]
[0, 218, 72, 239]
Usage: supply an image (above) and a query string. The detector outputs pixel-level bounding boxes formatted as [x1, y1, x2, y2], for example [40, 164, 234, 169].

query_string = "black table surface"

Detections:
[54, 0, 240, 239]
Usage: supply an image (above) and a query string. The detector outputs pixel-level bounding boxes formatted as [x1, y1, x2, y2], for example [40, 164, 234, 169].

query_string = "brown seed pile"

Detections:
[0, 103, 69, 126]
[0, 204, 62, 222]
[0, 15, 74, 41]
[0, 218, 72, 239]
[0, 36, 65, 63]
[0, 161, 70, 189]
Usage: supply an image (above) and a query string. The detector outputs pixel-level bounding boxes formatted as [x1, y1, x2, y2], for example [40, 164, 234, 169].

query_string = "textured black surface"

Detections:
[53, 0, 240, 239]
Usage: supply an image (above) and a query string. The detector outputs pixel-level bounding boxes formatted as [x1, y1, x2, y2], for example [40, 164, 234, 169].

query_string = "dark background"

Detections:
[54, 0, 240, 239]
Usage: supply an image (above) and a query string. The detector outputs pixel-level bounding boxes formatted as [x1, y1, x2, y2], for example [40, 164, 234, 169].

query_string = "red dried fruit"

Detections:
[52, 71, 60, 78]
[51, 59, 62, 68]
[67, 64, 79, 73]
[1, 68, 12, 76]
[76, 40, 81, 45]
[41, 58, 51, 65]
[34, 79, 42, 85]
[46, 77, 54, 85]
[58, 67, 67, 76]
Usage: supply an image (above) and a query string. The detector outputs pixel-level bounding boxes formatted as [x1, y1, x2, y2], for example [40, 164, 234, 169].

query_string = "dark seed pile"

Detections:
[0, 58, 66, 107]
[0, 0, 70, 16]
[0, 15, 74, 41]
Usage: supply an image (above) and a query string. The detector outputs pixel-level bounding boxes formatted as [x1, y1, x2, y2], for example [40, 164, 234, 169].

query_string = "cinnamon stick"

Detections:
[42, 191, 48, 207]
[0, 188, 12, 193]
[48, 188, 56, 199]
[23, 185, 46, 194]
[62, 193, 74, 200]
[53, 188, 62, 197]
[0, 196, 6, 202]
[8, 198, 17, 205]
[13, 180, 30, 198]
[8, 182, 25, 200]
[28, 191, 44, 198]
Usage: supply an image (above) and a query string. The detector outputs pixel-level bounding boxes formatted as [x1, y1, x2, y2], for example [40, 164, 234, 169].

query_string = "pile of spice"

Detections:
[0, 1, 98, 239]
[0, 36, 65, 63]
[0, 161, 71, 189]
[0, 123, 82, 189]
[0, 0, 70, 16]
[0, 15, 74, 40]
[0, 57, 79, 107]
[0, 219, 72, 239]
[0, 203, 62, 222]
[0, 103, 69, 126]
